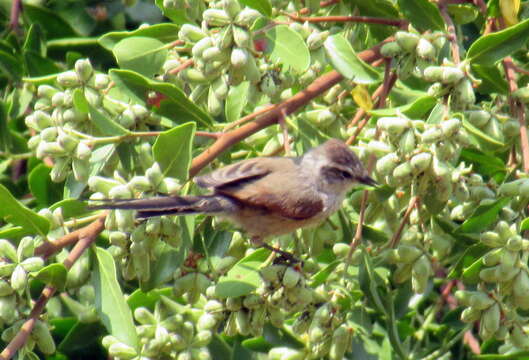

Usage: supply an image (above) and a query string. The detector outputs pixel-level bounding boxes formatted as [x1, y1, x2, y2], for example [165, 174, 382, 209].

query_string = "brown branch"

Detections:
[8, 0, 22, 35]
[168, 59, 194, 75]
[0, 216, 106, 360]
[509, 63, 529, 77]
[35, 214, 107, 259]
[223, 104, 278, 132]
[438, 0, 460, 64]
[299, 0, 341, 15]
[389, 196, 420, 248]
[503, 57, 529, 172]
[189, 41, 388, 177]
[286, 12, 406, 26]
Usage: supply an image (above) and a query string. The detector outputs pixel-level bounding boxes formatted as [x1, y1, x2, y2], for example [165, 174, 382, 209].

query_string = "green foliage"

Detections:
[1, 0, 529, 359]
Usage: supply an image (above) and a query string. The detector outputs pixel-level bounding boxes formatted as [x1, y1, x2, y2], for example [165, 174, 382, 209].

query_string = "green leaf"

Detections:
[154, 0, 188, 25]
[92, 247, 138, 350]
[0, 101, 10, 152]
[49, 199, 89, 219]
[475, 352, 529, 359]
[447, 4, 478, 24]
[262, 25, 310, 72]
[462, 119, 505, 147]
[72, 89, 90, 114]
[127, 288, 173, 312]
[461, 257, 483, 284]
[24, 4, 77, 39]
[32, 263, 68, 290]
[28, 164, 62, 208]
[0, 50, 23, 80]
[88, 103, 129, 136]
[215, 248, 269, 298]
[448, 243, 489, 279]
[397, 0, 445, 32]
[112, 37, 168, 78]
[110, 69, 213, 127]
[466, 18, 529, 66]
[98, 24, 181, 50]
[456, 198, 511, 234]
[57, 321, 105, 354]
[24, 51, 62, 77]
[369, 96, 437, 118]
[460, 149, 506, 180]
[472, 64, 509, 95]
[521, 217, 529, 231]
[324, 34, 380, 84]
[310, 260, 340, 288]
[225, 81, 250, 123]
[153, 122, 196, 181]
[141, 243, 187, 291]
[0, 184, 49, 237]
[240, 0, 272, 16]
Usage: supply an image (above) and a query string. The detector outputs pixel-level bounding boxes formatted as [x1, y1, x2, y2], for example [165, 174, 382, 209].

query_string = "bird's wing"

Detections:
[194, 157, 275, 188]
[215, 161, 324, 220]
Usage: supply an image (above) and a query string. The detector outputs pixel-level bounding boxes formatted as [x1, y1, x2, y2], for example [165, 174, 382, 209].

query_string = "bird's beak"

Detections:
[358, 175, 378, 186]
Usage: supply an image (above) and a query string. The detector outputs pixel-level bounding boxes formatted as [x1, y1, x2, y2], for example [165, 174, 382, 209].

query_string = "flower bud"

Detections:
[235, 8, 261, 27]
[380, 41, 402, 57]
[410, 152, 432, 173]
[179, 24, 207, 42]
[467, 110, 491, 127]
[416, 38, 436, 59]
[203, 9, 231, 27]
[395, 31, 420, 52]
[57, 70, 81, 87]
[460, 307, 481, 323]
[75, 59, 93, 82]
[307, 31, 330, 50]
[108, 342, 137, 359]
[377, 117, 411, 136]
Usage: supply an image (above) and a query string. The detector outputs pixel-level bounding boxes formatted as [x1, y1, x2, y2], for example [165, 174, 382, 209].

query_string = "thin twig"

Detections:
[223, 104, 278, 132]
[35, 214, 107, 259]
[438, 0, 460, 64]
[299, 0, 341, 14]
[168, 59, 194, 75]
[8, 0, 22, 35]
[503, 57, 529, 172]
[286, 12, 406, 27]
[389, 196, 420, 248]
[0, 216, 106, 360]
[278, 108, 291, 155]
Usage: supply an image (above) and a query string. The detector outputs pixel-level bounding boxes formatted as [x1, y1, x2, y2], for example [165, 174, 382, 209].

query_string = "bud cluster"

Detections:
[0, 237, 50, 358]
[381, 30, 446, 80]
[25, 58, 161, 184]
[104, 296, 212, 360]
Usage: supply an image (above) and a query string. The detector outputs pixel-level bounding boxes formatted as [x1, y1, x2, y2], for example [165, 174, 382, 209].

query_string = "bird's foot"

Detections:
[260, 243, 300, 265]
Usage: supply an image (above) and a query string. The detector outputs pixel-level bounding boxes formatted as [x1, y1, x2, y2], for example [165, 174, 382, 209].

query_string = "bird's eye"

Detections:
[340, 170, 352, 179]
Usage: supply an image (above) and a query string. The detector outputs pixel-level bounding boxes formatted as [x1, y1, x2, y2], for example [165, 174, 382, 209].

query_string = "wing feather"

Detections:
[194, 158, 272, 188]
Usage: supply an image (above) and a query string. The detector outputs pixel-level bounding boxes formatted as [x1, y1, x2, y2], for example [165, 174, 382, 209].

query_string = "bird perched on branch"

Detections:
[90, 139, 375, 257]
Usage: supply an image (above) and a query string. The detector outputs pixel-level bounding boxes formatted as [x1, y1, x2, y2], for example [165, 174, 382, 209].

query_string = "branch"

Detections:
[438, 0, 460, 64]
[389, 196, 420, 248]
[286, 12, 407, 27]
[8, 0, 22, 35]
[189, 40, 388, 177]
[0, 216, 106, 360]
[503, 57, 529, 172]
[299, 0, 341, 14]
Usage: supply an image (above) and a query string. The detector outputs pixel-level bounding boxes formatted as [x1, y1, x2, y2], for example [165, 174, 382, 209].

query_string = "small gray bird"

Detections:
[91, 139, 375, 251]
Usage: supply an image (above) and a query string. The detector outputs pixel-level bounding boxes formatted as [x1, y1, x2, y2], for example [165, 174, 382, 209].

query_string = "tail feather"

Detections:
[89, 195, 237, 218]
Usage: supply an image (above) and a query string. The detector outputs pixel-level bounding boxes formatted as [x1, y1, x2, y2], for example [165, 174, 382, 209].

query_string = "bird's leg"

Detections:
[251, 237, 300, 264]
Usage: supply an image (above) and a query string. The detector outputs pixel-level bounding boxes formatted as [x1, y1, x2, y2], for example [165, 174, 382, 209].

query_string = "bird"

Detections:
[90, 139, 375, 257]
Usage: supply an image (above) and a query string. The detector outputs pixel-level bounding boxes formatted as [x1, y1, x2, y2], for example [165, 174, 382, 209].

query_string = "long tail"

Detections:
[89, 195, 237, 219]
